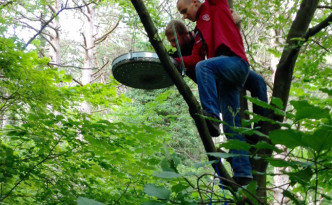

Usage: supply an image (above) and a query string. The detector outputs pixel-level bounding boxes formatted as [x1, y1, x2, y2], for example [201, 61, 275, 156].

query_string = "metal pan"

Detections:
[112, 51, 176, 89]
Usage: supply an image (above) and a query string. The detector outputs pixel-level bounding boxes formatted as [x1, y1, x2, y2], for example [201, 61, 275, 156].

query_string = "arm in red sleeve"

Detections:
[175, 37, 204, 71]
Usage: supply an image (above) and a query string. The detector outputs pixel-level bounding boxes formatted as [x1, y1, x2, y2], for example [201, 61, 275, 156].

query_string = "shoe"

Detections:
[202, 110, 221, 137]
[233, 177, 252, 186]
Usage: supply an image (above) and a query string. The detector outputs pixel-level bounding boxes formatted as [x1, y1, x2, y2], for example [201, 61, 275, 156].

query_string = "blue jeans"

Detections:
[244, 71, 268, 118]
[196, 56, 252, 178]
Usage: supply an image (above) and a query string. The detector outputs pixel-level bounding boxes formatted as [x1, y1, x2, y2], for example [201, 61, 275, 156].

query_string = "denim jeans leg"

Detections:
[196, 56, 252, 178]
[195, 56, 249, 118]
[217, 80, 253, 178]
[195, 60, 220, 118]
[244, 71, 268, 117]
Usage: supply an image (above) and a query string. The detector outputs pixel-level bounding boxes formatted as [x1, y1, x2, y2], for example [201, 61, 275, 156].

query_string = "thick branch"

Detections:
[317, 5, 332, 9]
[130, 0, 236, 190]
[304, 13, 332, 40]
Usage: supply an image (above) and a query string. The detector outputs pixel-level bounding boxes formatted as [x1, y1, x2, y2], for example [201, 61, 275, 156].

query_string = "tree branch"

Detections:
[304, 12, 332, 40]
[92, 60, 109, 76]
[72, 78, 84, 86]
[312, 39, 330, 52]
[24, 2, 95, 49]
[94, 18, 121, 45]
[48, 62, 97, 70]
[317, 5, 332, 9]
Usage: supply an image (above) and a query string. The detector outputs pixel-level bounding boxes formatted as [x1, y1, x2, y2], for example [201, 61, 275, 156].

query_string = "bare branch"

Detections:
[72, 78, 84, 86]
[24, 2, 95, 49]
[47, 4, 57, 14]
[81, 32, 88, 49]
[94, 18, 121, 44]
[92, 60, 109, 76]
[312, 39, 330, 52]
[48, 62, 97, 70]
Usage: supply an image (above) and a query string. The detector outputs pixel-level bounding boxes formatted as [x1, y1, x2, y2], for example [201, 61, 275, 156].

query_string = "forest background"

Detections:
[0, 0, 331, 204]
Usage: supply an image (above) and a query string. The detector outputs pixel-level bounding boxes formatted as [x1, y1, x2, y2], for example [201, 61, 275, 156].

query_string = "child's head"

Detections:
[177, 0, 201, 22]
[165, 20, 191, 50]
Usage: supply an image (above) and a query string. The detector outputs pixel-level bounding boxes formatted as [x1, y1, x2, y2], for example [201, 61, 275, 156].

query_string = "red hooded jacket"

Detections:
[177, 0, 248, 71]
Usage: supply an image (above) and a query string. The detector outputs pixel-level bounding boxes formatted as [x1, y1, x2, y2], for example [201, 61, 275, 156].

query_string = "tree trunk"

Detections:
[81, 4, 96, 114]
[49, 0, 61, 65]
[256, 0, 320, 201]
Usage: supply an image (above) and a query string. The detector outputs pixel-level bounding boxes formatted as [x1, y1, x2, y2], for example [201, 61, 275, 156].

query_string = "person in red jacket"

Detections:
[176, 0, 253, 185]
[165, 20, 267, 142]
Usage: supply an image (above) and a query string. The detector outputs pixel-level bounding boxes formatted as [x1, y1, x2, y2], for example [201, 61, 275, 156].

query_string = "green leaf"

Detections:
[207, 152, 245, 158]
[143, 201, 166, 205]
[219, 140, 251, 151]
[290, 100, 330, 121]
[267, 158, 312, 168]
[193, 161, 216, 169]
[290, 37, 305, 42]
[271, 97, 284, 109]
[144, 184, 171, 200]
[302, 125, 332, 152]
[320, 88, 332, 96]
[171, 184, 188, 192]
[245, 180, 258, 204]
[154, 171, 182, 179]
[77, 197, 104, 205]
[269, 129, 303, 148]
[282, 190, 301, 205]
[246, 96, 285, 116]
[288, 167, 313, 185]
[254, 141, 282, 153]
[267, 48, 281, 58]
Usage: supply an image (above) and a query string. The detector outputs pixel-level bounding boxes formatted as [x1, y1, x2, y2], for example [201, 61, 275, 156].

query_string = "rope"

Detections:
[130, 14, 139, 57]
[170, 21, 186, 76]
[166, 1, 186, 76]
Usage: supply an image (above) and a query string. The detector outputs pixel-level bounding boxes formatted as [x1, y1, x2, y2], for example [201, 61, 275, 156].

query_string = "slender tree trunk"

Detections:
[82, 4, 95, 87]
[81, 4, 96, 114]
[49, 0, 61, 65]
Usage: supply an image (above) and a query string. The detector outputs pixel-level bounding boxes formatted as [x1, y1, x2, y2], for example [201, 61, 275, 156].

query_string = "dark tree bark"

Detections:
[255, 0, 325, 200]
